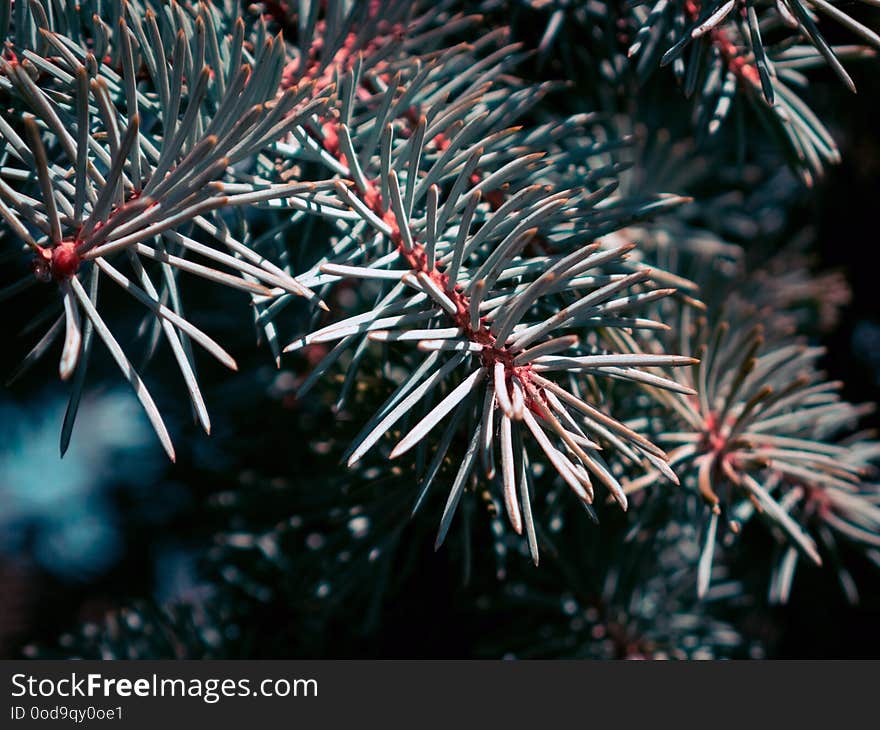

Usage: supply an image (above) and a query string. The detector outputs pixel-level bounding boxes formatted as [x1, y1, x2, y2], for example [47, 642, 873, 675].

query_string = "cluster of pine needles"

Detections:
[2, 0, 879, 658]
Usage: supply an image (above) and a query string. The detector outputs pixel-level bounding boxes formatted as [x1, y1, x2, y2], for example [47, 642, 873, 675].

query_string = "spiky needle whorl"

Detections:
[626, 305, 879, 598]
[1, 1, 338, 457]
[268, 20, 697, 558]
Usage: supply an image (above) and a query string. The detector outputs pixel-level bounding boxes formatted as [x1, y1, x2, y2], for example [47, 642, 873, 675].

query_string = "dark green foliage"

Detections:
[2, 0, 878, 659]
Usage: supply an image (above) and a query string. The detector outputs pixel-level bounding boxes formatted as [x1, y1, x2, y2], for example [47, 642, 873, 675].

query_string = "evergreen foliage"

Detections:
[2, 0, 878, 658]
